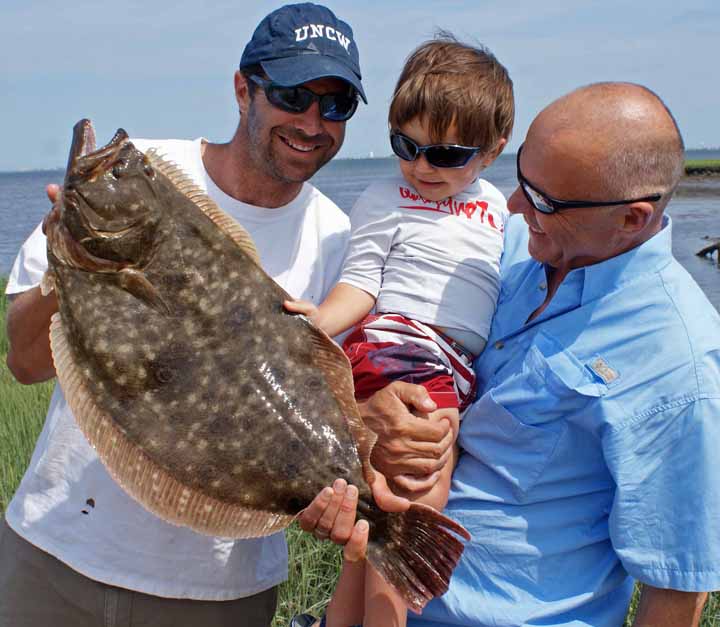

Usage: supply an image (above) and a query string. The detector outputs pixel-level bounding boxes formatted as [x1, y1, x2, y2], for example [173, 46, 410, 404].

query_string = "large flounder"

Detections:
[44, 119, 470, 610]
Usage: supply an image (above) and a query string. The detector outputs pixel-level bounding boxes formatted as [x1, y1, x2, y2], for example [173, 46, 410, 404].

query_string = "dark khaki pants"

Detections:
[0, 519, 278, 627]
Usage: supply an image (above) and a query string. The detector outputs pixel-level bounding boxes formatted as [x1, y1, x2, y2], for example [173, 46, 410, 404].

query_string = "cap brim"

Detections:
[261, 56, 367, 103]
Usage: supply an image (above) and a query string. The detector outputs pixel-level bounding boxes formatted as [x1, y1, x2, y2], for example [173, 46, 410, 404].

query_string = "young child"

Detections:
[288, 34, 514, 627]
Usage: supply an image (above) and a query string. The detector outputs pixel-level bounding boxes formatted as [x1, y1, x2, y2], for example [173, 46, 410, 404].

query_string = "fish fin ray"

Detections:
[144, 149, 262, 266]
[365, 502, 471, 612]
[49, 314, 293, 538]
[40, 270, 55, 296]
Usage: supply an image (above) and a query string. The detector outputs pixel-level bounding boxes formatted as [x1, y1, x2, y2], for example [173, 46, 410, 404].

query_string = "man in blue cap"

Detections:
[1, 4, 380, 627]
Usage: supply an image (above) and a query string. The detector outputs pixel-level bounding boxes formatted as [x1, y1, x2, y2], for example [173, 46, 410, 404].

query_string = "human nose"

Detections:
[293, 100, 325, 136]
[414, 152, 436, 175]
[507, 185, 530, 215]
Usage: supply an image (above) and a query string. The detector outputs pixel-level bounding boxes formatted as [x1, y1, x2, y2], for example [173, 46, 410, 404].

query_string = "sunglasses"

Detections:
[516, 144, 662, 214]
[390, 132, 483, 169]
[249, 75, 358, 122]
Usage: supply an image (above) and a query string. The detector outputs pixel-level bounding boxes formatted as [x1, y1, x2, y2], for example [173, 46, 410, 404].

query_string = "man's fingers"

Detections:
[393, 471, 441, 493]
[371, 450, 451, 478]
[42, 185, 63, 236]
[329, 484, 358, 544]
[315, 478, 347, 538]
[297, 486, 334, 533]
[360, 383, 437, 434]
[385, 423, 453, 457]
[46, 183, 60, 203]
[390, 381, 437, 414]
[402, 415, 451, 444]
[282, 299, 315, 316]
[343, 519, 369, 562]
[369, 471, 410, 513]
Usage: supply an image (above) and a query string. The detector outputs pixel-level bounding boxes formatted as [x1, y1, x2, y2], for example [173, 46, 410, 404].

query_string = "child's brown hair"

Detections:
[389, 32, 514, 154]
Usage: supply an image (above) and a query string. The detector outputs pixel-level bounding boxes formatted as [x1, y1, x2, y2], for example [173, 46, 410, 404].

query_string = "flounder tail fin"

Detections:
[365, 502, 471, 612]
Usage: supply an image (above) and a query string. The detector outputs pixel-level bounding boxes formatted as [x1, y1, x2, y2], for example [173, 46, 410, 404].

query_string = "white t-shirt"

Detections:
[339, 176, 508, 342]
[5, 138, 350, 600]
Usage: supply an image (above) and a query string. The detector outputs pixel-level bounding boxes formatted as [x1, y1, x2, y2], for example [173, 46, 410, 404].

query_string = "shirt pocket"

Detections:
[462, 331, 608, 499]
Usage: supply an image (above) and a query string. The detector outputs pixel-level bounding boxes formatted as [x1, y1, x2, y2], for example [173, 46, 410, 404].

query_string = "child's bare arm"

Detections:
[284, 282, 375, 337]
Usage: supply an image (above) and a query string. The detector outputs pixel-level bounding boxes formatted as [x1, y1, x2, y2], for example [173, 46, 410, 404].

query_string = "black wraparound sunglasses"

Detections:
[249, 75, 359, 122]
[516, 144, 662, 214]
[390, 131, 483, 169]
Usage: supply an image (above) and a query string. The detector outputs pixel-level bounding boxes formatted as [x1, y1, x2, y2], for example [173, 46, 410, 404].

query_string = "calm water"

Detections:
[1, 152, 718, 309]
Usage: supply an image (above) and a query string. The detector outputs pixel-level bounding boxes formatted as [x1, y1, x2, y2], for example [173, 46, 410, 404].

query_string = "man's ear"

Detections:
[234, 71, 251, 115]
[621, 201, 655, 233]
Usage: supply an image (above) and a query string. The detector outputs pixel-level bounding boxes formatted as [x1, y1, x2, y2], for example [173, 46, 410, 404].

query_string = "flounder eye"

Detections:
[112, 161, 125, 179]
[143, 163, 154, 177]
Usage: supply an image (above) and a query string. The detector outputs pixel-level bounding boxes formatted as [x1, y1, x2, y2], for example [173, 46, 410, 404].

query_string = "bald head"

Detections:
[530, 82, 685, 209]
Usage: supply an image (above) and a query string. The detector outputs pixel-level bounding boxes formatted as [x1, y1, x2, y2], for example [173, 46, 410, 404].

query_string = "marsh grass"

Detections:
[685, 159, 720, 175]
[1, 277, 718, 626]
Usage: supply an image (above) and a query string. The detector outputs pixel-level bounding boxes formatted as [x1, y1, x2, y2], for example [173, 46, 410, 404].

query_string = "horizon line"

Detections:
[2, 147, 719, 175]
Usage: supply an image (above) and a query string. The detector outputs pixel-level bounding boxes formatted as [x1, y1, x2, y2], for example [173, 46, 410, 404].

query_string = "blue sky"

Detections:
[1, 0, 718, 171]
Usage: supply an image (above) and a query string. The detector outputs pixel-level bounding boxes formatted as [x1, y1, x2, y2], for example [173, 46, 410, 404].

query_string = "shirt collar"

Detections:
[457, 177, 482, 197]
[555, 215, 674, 306]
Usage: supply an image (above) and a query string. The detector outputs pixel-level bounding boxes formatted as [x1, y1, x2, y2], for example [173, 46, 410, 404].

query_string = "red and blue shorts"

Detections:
[341, 313, 477, 411]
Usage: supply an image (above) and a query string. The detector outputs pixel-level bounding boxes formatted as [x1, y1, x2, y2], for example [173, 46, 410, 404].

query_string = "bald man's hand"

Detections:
[359, 382, 454, 491]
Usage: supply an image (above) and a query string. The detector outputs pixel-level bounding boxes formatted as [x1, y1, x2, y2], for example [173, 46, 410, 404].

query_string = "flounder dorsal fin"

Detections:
[49, 312, 294, 537]
[304, 324, 379, 484]
[144, 148, 262, 267]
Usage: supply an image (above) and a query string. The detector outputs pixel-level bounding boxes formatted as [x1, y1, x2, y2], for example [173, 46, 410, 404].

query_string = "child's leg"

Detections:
[363, 407, 461, 627]
[362, 562, 409, 627]
[324, 559, 365, 627]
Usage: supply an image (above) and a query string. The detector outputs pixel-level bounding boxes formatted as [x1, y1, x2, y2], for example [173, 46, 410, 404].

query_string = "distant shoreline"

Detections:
[4, 152, 720, 177]
[684, 159, 720, 176]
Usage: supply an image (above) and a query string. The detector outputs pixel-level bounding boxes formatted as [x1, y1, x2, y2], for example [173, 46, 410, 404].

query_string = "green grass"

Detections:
[685, 159, 720, 176]
[1, 276, 718, 626]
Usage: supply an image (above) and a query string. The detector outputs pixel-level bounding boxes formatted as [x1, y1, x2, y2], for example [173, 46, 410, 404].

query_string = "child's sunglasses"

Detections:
[389, 132, 483, 168]
[249, 75, 359, 122]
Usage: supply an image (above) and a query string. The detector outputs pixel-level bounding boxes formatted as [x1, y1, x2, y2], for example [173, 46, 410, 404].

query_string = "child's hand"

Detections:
[283, 298, 321, 324]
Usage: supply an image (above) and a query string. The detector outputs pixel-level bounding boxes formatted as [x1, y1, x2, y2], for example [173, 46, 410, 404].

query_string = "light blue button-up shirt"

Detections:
[410, 215, 720, 627]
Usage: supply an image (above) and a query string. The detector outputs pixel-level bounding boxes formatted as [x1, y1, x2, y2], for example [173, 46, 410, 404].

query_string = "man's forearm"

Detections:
[633, 584, 707, 627]
[6, 286, 58, 384]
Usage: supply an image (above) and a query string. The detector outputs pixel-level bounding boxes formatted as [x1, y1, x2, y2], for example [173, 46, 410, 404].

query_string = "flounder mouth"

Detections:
[63, 189, 147, 237]
[65, 119, 130, 185]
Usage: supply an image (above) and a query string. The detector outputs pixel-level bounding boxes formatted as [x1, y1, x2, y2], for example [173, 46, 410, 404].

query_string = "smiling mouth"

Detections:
[277, 133, 323, 153]
[527, 223, 544, 234]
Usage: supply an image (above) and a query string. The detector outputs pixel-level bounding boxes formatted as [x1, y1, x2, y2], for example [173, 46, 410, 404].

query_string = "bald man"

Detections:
[301, 82, 720, 626]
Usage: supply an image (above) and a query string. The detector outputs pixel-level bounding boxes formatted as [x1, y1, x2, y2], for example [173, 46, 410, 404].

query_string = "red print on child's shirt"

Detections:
[397, 186, 502, 232]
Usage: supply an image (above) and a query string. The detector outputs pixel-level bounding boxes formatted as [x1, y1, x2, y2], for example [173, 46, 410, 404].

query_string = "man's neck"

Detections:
[526, 221, 664, 324]
[527, 265, 567, 323]
[201, 140, 304, 208]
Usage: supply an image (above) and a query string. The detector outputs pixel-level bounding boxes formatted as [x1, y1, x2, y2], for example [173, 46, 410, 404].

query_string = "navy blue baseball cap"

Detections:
[240, 3, 367, 103]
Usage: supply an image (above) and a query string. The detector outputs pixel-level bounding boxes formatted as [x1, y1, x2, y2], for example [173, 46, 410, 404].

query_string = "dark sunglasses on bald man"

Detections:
[390, 132, 484, 169]
[249, 75, 359, 122]
[516, 144, 662, 214]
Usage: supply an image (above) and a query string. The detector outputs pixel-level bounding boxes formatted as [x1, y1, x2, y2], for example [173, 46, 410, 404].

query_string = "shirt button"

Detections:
[539, 283, 547, 291]
[494, 340, 505, 350]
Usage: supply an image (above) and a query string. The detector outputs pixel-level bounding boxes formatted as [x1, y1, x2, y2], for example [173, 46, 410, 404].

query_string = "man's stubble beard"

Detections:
[245, 102, 342, 185]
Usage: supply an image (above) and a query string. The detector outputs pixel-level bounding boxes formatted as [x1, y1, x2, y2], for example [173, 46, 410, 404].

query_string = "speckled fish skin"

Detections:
[49, 120, 363, 514]
[45, 120, 470, 612]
